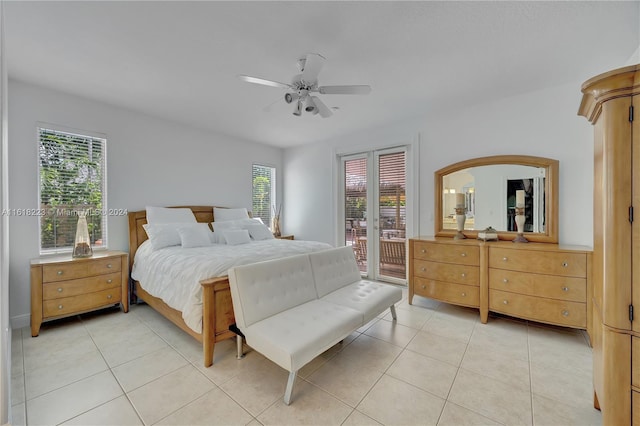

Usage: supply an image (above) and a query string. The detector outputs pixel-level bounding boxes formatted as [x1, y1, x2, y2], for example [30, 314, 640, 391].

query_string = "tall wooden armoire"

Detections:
[579, 64, 640, 425]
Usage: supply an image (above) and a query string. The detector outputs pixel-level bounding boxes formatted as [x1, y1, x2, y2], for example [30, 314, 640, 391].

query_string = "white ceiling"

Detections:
[5, 1, 639, 148]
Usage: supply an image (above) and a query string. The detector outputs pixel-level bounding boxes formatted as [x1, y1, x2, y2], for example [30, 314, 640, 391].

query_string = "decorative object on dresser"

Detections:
[436, 155, 559, 243]
[477, 226, 498, 241]
[30, 250, 128, 336]
[409, 237, 591, 329]
[72, 210, 93, 258]
[454, 192, 467, 240]
[578, 63, 640, 425]
[512, 190, 528, 243]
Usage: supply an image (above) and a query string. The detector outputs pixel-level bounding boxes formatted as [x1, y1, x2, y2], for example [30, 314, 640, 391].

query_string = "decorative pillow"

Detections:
[221, 229, 251, 245]
[245, 223, 274, 241]
[211, 218, 258, 232]
[143, 223, 183, 250]
[209, 229, 223, 244]
[146, 206, 196, 224]
[214, 207, 249, 222]
[177, 223, 212, 248]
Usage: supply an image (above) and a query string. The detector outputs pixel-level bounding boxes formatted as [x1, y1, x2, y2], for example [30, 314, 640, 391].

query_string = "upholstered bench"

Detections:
[228, 246, 402, 405]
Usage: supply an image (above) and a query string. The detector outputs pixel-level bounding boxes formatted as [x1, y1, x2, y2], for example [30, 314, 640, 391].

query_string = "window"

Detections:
[252, 164, 276, 227]
[38, 127, 107, 253]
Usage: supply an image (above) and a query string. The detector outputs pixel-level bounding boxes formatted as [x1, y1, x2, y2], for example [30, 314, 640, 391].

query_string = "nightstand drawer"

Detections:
[413, 260, 479, 286]
[42, 257, 121, 282]
[43, 272, 121, 300]
[43, 287, 121, 318]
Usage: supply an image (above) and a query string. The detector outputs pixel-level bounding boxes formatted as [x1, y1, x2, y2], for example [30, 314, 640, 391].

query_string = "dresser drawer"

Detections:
[490, 289, 586, 328]
[414, 277, 479, 307]
[488, 269, 586, 302]
[633, 391, 640, 426]
[413, 241, 479, 266]
[632, 337, 640, 388]
[42, 257, 121, 283]
[42, 272, 121, 300]
[489, 248, 586, 277]
[43, 287, 121, 318]
[413, 260, 479, 286]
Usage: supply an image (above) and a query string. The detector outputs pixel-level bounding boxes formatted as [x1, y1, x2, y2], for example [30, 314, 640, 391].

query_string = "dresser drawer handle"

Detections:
[421, 285, 426, 290]
[561, 286, 569, 292]
[107, 264, 113, 269]
[58, 304, 63, 310]
[461, 292, 466, 297]
[421, 249, 426, 254]
[562, 310, 569, 317]
[57, 270, 63, 276]
[107, 294, 112, 299]
[503, 300, 508, 305]
[562, 262, 568, 268]
[503, 278, 508, 283]
[461, 273, 466, 278]
[57, 287, 63, 293]
[502, 257, 508, 262]
[420, 267, 426, 272]
[107, 279, 113, 284]
[461, 253, 466, 257]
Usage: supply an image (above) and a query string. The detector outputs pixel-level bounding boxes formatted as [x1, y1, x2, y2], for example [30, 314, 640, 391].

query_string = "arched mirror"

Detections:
[435, 155, 559, 243]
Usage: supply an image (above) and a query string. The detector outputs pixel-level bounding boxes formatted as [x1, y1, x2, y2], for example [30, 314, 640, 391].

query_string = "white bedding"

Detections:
[131, 239, 333, 333]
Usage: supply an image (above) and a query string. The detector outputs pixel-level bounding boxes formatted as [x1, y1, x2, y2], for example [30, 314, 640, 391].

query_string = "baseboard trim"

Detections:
[10, 314, 28, 330]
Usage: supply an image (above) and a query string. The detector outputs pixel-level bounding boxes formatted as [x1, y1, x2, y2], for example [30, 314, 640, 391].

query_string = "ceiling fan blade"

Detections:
[318, 85, 371, 95]
[301, 53, 326, 83]
[311, 96, 333, 118]
[237, 75, 292, 90]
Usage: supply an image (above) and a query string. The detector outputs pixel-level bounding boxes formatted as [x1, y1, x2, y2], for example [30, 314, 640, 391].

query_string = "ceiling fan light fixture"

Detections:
[284, 92, 298, 104]
[304, 96, 317, 113]
[293, 100, 302, 116]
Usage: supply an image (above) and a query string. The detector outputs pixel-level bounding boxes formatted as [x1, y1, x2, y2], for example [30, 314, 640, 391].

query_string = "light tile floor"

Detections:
[10, 289, 602, 425]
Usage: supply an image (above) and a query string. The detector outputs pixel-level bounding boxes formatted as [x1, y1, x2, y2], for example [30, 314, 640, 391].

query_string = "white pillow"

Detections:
[146, 206, 197, 224]
[245, 223, 274, 241]
[209, 229, 223, 244]
[177, 224, 212, 248]
[212, 218, 257, 232]
[221, 229, 251, 245]
[214, 207, 249, 222]
[143, 223, 183, 250]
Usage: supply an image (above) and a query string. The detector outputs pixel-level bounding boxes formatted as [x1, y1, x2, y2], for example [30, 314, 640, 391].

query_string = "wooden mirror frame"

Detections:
[435, 155, 559, 243]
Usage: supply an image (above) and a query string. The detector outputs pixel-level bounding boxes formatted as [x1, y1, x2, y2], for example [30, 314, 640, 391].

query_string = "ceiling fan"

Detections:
[238, 53, 371, 118]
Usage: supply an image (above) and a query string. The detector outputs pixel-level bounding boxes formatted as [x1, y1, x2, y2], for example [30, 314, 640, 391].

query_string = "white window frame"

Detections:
[37, 124, 108, 254]
[252, 163, 276, 227]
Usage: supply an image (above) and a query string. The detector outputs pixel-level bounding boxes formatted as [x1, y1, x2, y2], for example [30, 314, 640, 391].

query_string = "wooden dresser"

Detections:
[30, 250, 129, 336]
[409, 237, 591, 331]
[579, 64, 640, 424]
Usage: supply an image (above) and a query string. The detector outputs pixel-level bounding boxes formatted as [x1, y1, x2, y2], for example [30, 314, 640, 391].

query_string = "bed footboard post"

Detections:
[202, 284, 216, 367]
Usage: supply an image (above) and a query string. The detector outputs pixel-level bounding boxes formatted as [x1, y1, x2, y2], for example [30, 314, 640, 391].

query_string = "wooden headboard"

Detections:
[127, 206, 216, 271]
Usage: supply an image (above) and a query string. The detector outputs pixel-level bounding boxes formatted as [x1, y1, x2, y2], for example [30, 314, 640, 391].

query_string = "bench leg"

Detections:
[390, 304, 397, 320]
[236, 335, 245, 360]
[284, 371, 297, 405]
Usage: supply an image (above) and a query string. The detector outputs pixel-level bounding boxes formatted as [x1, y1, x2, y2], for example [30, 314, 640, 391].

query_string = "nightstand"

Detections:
[276, 235, 294, 240]
[30, 250, 129, 336]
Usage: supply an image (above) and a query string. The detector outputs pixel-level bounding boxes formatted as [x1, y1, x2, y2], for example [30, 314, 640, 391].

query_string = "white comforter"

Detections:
[131, 239, 333, 333]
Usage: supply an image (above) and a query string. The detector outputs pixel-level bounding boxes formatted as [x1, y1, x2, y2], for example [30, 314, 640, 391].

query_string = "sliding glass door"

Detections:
[341, 147, 407, 284]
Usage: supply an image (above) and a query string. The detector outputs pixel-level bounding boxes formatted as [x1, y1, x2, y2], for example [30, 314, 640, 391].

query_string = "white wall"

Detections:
[284, 79, 594, 249]
[8, 80, 283, 327]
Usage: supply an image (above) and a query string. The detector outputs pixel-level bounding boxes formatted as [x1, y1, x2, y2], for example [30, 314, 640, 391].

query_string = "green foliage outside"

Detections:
[252, 172, 271, 225]
[39, 130, 104, 250]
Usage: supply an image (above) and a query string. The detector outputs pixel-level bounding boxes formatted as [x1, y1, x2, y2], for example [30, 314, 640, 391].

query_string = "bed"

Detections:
[128, 206, 331, 367]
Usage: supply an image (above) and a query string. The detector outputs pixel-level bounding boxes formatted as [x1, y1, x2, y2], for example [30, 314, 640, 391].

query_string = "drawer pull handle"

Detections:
[421, 285, 426, 289]
[502, 257, 508, 262]
[421, 249, 426, 253]
[503, 278, 508, 283]
[107, 294, 112, 299]
[562, 310, 569, 317]
[561, 286, 569, 292]
[461, 292, 466, 297]
[107, 264, 113, 269]
[503, 300, 508, 305]
[461, 253, 466, 257]
[461, 273, 466, 278]
[57, 288, 63, 293]
[562, 262, 568, 268]
[420, 267, 426, 272]
[107, 279, 113, 284]
[58, 304, 63, 310]
[57, 270, 63, 275]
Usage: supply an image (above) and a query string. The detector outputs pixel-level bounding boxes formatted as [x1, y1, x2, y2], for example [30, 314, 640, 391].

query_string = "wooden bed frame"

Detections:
[128, 206, 237, 367]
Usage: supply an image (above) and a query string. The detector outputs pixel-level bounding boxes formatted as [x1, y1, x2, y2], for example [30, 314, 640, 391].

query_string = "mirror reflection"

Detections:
[442, 164, 546, 232]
